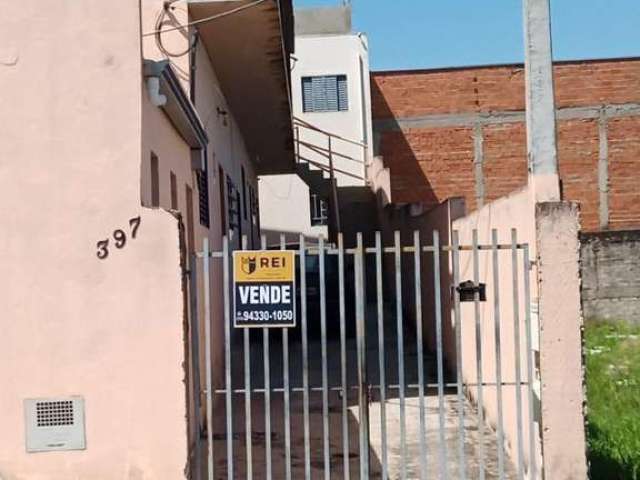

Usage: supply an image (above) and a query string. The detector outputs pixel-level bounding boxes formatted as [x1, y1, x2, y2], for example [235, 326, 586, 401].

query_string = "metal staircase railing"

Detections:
[292, 116, 370, 234]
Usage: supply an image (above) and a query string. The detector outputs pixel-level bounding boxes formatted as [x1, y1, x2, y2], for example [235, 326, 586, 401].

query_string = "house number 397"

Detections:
[96, 216, 141, 260]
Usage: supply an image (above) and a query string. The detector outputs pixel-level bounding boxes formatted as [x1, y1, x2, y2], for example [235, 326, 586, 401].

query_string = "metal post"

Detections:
[433, 230, 448, 479]
[202, 239, 214, 480]
[523, 245, 537, 480]
[394, 230, 407, 480]
[492, 230, 506, 480]
[280, 234, 292, 480]
[452, 231, 466, 479]
[241, 236, 253, 479]
[319, 235, 331, 480]
[375, 232, 388, 480]
[355, 233, 370, 478]
[414, 231, 427, 480]
[299, 235, 311, 480]
[338, 233, 351, 480]
[222, 236, 234, 479]
[511, 230, 525, 480]
[473, 230, 486, 480]
[261, 235, 272, 480]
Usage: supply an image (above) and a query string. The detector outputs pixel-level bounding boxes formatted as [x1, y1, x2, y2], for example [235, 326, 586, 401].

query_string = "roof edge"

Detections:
[372, 56, 640, 76]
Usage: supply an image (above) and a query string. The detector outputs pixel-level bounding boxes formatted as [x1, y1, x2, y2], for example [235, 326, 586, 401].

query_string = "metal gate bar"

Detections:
[260, 235, 272, 480]
[374, 231, 388, 480]
[299, 236, 311, 479]
[414, 231, 427, 480]
[222, 237, 233, 479]
[523, 244, 537, 480]
[194, 230, 538, 480]
[241, 236, 253, 480]
[452, 230, 467, 479]
[492, 230, 506, 480]
[280, 234, 292, 480]
[213, 380, 531, 395]
[356, 233, 370, 478]
[393, 230, 407, 480]
[202, 239, 214, 480]
[472, 230, 486, 480]
[434, 230, 448, 478]
[338, 233, 351, 480]
[319, 235, 330, 479]
[511, 230, 525, 480]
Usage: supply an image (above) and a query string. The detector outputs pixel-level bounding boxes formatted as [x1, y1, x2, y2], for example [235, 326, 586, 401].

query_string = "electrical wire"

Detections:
[153, 5, 196, 58]
[142, 0, 268, 38]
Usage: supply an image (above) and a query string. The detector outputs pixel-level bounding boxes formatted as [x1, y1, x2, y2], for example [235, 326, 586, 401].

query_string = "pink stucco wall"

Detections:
[140, 0, 263, 442]
[536, 202, 587, 479]
[0, 1, 190, 478]
[452, 186, 542, 476]
[451, 186, 587, 479]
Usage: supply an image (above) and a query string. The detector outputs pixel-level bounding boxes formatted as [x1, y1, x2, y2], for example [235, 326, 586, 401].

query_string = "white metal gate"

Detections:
[188, 229, 540, 480]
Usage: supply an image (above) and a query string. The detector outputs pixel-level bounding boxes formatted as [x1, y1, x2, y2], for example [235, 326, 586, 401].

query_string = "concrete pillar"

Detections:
[473, 123, 485, 209]
[598, 109, 610, 230]
[523, 0, 561, 202]
[536, 202, 587, 479]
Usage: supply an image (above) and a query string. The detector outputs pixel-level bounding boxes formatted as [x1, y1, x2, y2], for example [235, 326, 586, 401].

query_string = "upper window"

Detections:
[302, 75, 348, 113]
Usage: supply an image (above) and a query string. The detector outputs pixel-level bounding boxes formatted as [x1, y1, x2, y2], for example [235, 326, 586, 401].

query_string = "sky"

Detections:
[293, 0, 640, 71]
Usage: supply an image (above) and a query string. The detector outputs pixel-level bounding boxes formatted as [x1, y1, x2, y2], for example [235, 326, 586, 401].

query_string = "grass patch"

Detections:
[586, 320, 640, 479]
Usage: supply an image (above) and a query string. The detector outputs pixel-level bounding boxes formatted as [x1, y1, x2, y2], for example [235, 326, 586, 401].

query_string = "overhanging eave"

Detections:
[188, 0, 295, 175]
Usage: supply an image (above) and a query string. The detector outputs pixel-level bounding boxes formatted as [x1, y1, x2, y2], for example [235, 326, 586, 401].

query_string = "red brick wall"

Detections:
[609, 116, 640, 229]
[372, 58, 640, 231]
[557, 119, 600, 231]
[379, 127, 476, 210]
[483, 123, 527, 203]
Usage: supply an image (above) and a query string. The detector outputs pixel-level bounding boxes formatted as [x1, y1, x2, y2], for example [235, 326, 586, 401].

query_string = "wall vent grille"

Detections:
[25, 396, 86, 452]
[36, 400, 74, 427]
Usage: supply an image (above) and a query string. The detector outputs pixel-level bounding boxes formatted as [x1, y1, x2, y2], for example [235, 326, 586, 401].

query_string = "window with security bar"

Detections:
[226, 175, 240, 234]
[302, 75, 349, 113]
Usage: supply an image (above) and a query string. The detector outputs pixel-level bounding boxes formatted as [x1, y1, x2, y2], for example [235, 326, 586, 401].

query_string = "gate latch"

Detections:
[455, 280, 487, 302]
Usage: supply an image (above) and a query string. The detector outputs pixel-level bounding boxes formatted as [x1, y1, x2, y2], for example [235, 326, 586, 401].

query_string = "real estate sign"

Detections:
[233, 250, 296, 328]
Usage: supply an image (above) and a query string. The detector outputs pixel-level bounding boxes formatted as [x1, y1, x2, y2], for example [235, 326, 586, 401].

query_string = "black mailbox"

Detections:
[455, 280, 486, 302]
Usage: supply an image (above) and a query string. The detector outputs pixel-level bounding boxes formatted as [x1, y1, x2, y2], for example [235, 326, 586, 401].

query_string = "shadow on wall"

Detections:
[384, 198, 467, 367]
[370, 80, 439, 208]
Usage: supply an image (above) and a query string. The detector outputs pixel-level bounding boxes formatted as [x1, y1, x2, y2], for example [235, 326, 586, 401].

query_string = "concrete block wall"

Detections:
[372, 58, 640, 232]
[581, 229, 640, 323]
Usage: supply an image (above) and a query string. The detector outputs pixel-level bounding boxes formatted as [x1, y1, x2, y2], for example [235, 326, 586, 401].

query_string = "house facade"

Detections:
[259, 5, 376, 246]
[0, 0, 293, 478]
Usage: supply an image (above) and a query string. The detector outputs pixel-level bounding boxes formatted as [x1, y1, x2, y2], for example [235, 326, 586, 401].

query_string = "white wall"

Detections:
[292, 33, 373, 186]
[260, 31, 374, 240]
[259, 174, 328, 245]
